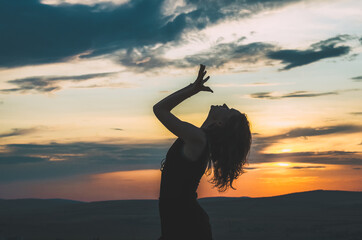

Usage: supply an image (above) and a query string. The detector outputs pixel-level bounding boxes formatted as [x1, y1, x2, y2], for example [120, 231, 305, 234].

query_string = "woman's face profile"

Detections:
[209, 104, 233, 127]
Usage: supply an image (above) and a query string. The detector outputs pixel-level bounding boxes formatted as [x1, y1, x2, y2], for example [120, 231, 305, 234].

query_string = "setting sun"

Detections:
[276, 162, 290, 167]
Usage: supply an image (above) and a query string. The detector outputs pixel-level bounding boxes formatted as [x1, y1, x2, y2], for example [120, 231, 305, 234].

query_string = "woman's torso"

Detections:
[159, 133, 209, 200]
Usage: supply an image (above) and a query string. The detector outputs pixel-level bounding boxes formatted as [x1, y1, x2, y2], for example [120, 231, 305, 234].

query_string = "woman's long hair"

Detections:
[204, 109, 252, 192]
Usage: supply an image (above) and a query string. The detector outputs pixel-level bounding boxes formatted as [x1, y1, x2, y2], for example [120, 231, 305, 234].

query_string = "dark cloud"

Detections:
[262, 124, 362, 142]
[251, 151, 362, 165]
[249, 90, 338, 99]
[277, 125, 362, 139]
[0, 156, 46, 164]
[247, 123, 362, 166]
[0, 72, 116, 93]
[350, 112, 362, 115]
[180, 41, 274, 68]
[288, 166, 325, 169]
[0, 140, 172, 182]
[111, 128, 124, 131]
[244, 167, 258, 170]
[0, 0, 167, 67]
[267, 35, 352, 70]
[1, 126, 361, 182]
[0, 0, 302, 68]
[0, 128, 38, 138]
[249, 124, 362, 158]
[352, 167, 361, 170]
[117, 40, 275, 71]
[351, 76, 362, 82]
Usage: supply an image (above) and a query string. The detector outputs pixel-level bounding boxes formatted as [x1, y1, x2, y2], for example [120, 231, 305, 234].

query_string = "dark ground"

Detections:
[0, 190, 361, 240]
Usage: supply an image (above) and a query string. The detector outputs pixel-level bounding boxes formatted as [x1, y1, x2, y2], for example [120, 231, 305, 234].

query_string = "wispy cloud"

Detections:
[255, 151, 362, 165]
[288, 166, 325, 169]
[117, 40, 276, 71]
[119, 33, 359, 72]
[0, 72, 117, 93]
[248, 89, 360, 100]
[350, 112, 362, 115]
[0, 128, 39, 138]
[212, 82, 281, 87]
[111, 128, 123, 131]
[262, 124, 362, 142]
[266, 35, 353, 70]
[351, 76, 362, 82]
[249, 90, 338, 99]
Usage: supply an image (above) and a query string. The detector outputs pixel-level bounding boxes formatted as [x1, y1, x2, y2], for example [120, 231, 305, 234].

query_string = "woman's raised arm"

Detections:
[153, 64, 213, 142]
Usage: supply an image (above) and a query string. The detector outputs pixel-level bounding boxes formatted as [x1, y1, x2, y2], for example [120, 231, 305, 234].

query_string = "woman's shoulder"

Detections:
[181, 129, 208, 162]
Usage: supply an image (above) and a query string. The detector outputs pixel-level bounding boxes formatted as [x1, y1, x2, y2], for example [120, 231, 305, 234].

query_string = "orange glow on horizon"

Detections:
[1, 162, 361, 201]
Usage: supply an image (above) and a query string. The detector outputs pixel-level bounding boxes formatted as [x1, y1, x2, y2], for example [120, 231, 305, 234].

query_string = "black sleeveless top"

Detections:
[159, 131, 210, 200]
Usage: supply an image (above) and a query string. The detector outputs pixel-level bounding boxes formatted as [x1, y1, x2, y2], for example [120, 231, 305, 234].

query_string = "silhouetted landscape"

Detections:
[1, 190, 361, 240]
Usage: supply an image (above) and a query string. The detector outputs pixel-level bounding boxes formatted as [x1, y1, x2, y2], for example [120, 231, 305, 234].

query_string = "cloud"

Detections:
[249, 90, 338, 99]
[253, 151, 362, 165]
[111, 128, 123, 131]
[0, 72, 116, 93]
[0, 0, 166, 67]
[351, 76, 362, 82]
[247, 124, 362, 166]
[249, 89, 360, 100]
[1, 124, 361, 182]
[179, 41, 275, 68]
[288, 166, 325, 169]
[41, 0, 130, 6]
[0, 0, 302, 68]
[117, 40, 276, 71]
[244, 167, 258, 170]
[266, 34, 352, 70]
[250, 124, 362, 155]
[350, 112, 362, 115]
[0, 156, 47, 165]
[0, 140, 172, 182]
[249, 124, 362, 167]
[0, 128, 39, 138]
[265, 124, 362, 141]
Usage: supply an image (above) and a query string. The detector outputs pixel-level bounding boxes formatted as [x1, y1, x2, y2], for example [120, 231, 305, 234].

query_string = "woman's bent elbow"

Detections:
[153, 105, 160, 115]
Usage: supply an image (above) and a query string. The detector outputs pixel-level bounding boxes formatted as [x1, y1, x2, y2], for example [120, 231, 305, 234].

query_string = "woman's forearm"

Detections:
[154, 64, 212, 112]
[153, 83, 197, 112]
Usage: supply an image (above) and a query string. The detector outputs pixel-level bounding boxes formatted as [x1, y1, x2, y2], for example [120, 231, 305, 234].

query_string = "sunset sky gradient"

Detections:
[0, 0, 361, 201]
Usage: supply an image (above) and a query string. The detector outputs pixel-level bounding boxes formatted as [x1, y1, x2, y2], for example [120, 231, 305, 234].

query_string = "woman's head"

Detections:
[203, 104, 252, 192]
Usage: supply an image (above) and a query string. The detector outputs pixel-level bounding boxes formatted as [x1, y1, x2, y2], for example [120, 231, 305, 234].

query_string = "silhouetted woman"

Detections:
[153, 64, 252, 240]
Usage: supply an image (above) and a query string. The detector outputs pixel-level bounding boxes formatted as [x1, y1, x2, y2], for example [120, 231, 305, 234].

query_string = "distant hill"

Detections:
[0, 190, 361, 240]
[266, 189, 362, 203]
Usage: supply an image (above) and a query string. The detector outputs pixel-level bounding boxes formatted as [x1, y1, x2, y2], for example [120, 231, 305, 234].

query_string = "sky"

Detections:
[0, 0, 361, 201]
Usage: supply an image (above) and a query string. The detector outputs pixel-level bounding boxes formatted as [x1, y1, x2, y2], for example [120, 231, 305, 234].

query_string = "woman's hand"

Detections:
[191, 64, 213, 93]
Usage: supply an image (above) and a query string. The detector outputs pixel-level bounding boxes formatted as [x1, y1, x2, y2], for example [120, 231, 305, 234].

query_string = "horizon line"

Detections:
[1, 189, 361, 203]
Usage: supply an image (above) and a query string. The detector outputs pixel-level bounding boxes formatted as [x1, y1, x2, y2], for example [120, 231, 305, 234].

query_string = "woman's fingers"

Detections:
[199, 64, 205, 75]
[203, 76, 210, 83]
[203, 86, 213, 93]
[194, 64, 212, 93]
